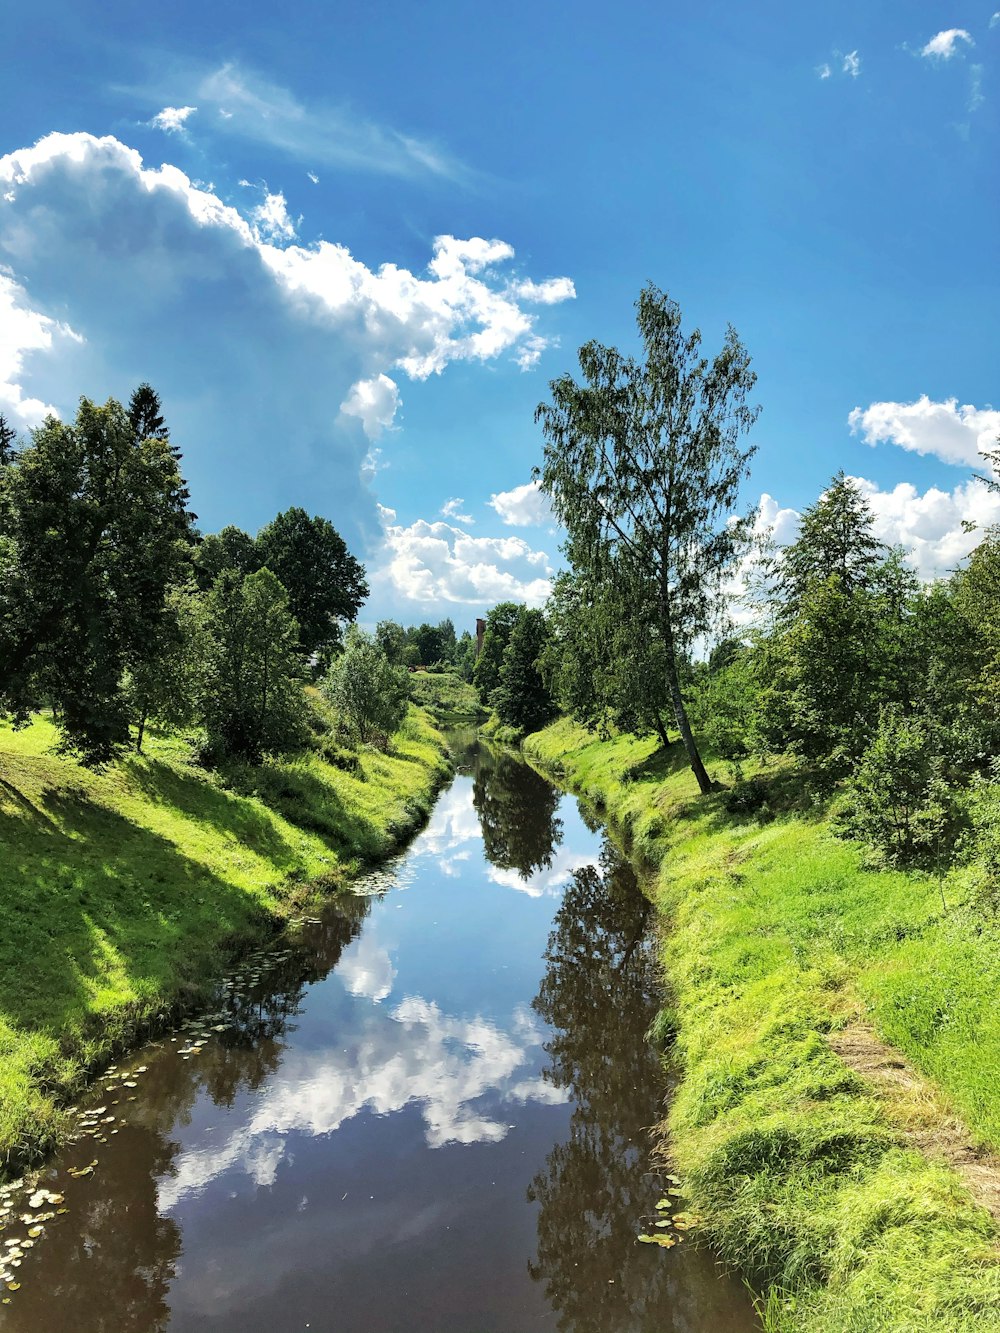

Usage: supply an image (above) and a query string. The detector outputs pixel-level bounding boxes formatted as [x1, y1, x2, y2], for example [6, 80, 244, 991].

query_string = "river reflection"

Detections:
[0, 742, 754, 1333]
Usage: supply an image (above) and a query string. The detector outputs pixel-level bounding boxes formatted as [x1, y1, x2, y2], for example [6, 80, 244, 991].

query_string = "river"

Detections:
[0, 733, 755, 1332]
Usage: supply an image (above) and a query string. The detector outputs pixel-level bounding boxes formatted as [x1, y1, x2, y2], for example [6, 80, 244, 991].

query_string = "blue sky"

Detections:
[2, 0, 999, 625]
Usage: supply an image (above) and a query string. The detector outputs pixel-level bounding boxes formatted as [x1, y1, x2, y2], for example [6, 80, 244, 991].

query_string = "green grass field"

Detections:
[524, 719, 1000, 1332]
[0, 707, 449, 1176]
[407, 669, 485, 722]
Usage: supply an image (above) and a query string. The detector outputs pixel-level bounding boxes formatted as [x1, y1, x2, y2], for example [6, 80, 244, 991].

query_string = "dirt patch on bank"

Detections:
[830, 1024, 1000, 1222]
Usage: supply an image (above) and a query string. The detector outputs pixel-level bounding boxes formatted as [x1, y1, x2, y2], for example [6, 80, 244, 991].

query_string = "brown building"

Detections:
[475, 617, 486, 657]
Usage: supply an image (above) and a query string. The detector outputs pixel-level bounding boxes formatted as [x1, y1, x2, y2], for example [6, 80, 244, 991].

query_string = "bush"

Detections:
[322, 628, 410, 747]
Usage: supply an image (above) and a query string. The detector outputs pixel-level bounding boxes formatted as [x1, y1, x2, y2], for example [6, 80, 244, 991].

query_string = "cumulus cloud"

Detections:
[0, 131, 572, 544]
[374, 506, 553, 609]
[151, 105, 197, 133]
[512, 276, 577, 304]
[441, 497, 474, 524]
[340, 373, 400, 440]
[0, 269, 82, 423]
[489, 478, 551, 527]
[921, 29, 974, 59]
[854, 475, 1000, 579]
[848, 395, 1000, 470]
[249, 189, 296, 242]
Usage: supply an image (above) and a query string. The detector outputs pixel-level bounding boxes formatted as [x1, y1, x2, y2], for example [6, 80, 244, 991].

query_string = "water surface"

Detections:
[0, 735, 755, 1332]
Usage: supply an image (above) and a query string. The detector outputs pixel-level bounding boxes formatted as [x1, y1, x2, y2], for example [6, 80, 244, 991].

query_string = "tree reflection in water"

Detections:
[472, 747, 563, 878]
[527, 841, 674, 1332]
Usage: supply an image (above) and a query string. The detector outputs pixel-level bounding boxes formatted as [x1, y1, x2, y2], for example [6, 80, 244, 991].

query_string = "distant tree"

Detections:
[194, 525, 259, 589]
[494, 608, 556, 734]
[322, 627, 410, 745]
[0, 397, 192, 763]
[127, 382, 196, 533]
[472, 602, 523, 705]
[402, 642, 421, 669]
[0, 415, 17, 466]
[535, 284, 760, 793]
[375, 619, 407, 664]
[437, 617, 457, 663]
[410, 622, 444, 666]
[455, 630, 477, 682]
[201, 568, 307, 762]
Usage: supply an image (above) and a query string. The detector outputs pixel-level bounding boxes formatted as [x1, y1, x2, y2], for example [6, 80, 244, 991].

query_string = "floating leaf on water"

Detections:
[122, 1081, 137, 1088]
[655, 1199, 670, 1211]
[136, 1066, 147, 1073]
[636, 1234, 657, 1244]
[665, 1174, 681, 1185]
[7, 1281, 20, 1290]
[56, 1209, 68, 1216]
[667, 1188, 683, 1196]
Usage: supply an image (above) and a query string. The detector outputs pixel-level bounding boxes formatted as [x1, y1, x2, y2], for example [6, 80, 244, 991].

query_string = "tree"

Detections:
[774, 471, 886, 613]
[201, 568, 307, 762]
[255, 507, 369, 666]
[127, 382, 196, 533]
[0, 397, 192, 763]
[322, 627, 410, 745]
[409, 622, 444, 666]
[535, 284, 759, 793]
[375, 619, 407, 664]
[472, 602, 522, 705]
[193, 525, 260, 589]
[125, 584, 211, 752]
[0, 414, 17, 466]
[494, 607, 555, 734]
[437, 617, 457, 663]
[455, 630, 477, 683]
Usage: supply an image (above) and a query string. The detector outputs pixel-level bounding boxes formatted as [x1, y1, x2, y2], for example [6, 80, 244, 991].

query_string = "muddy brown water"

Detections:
[0, 735, 756, 1332]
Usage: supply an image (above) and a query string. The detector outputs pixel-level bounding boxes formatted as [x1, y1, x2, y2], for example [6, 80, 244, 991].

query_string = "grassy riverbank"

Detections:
[0, 706, 450, 1177]
[524, 719, 1000, 1332]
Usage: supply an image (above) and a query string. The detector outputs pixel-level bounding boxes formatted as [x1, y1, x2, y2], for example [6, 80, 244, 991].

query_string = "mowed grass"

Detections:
[0, 707, 449, 1175]
[524, 718, 1000, 1332]
[408, 669, 485, 722]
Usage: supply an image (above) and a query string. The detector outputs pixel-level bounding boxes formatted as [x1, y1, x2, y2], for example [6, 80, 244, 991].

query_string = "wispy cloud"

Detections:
[920, 29, 974, 59]
[441, 497, 475, 524]
[142, 62, 468, 182]
[816, 49, 861, 81]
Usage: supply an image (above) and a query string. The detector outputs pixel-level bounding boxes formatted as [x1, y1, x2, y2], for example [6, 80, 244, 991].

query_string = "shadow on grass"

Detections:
[122, 759, 301, 870]
[0, 786, 276, 1041]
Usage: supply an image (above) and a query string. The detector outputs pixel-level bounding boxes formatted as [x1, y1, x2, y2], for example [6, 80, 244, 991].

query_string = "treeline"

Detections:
[0, 389, 376, 765]
[476, 284, 1000, 888]
[373, 618, 475, 675]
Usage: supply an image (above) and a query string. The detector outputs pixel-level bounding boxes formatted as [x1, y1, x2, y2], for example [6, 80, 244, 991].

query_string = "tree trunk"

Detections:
[665, 650, 713, 795]
[135, 706, 147, 754]
[652, 712, 671, 751]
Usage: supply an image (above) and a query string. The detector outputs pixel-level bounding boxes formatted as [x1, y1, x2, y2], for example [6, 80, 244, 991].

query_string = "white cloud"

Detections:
[488, 847, 597, 898]
[817, 62, 832, 80]
[852, 475, 1000, 579]
[340, 373, 400, 440]
[151, 105, 197, 133]
[337, 934, 396, 1003]
[489, 478, 551, 527]
[307, 171, 319, 184]
[921, 29, 974, 59]
[250, 190, 296, 242]
[0, 269, 82, 423]
[991, 12, 1000, 29]
[848, 395, 1000, 470]
[441, 497, 474, 524]
[512, 276, 577, 304]
[374, 506, 553, 609]
[0, 131, 572, 545]
[842, 50, 861, 77]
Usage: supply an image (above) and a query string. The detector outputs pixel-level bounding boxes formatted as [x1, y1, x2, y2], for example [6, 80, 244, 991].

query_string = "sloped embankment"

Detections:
[524, 718, 1000, 1333]
[0, 708, 450, 1177]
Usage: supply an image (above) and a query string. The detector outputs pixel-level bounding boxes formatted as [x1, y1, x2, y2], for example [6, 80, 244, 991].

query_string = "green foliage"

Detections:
[322, 627, 411, 746]
[256, 506, 368, 665]
[124, 583, 211, 750]
[774, 472, 887, 612]
[494, 607, 556, 734]
[375, 618, 406, 664]
[201, 568, 308, 763]
[837, 708, 967, 868]
[535, 283, 759, 793]
[0, 395, 192, 763]
[472, 601, 522, 704]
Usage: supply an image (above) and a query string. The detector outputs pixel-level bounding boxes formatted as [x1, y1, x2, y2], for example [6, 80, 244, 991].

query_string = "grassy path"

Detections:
[524, 719, 1000, 1332]
[0, 708, 450, 1177]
